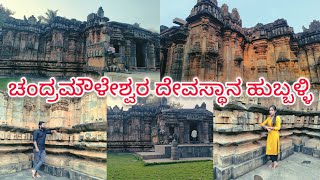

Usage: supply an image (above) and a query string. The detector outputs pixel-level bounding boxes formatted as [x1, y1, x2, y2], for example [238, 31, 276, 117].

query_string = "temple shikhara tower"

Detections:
[0, 7, 159, 77]
[161, 0, 320, 179]
[161, 0, 320, 88]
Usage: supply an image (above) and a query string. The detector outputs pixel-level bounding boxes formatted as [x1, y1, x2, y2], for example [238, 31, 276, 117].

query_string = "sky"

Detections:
[0, 0, 160, 32]
[160, 0, 320, 33]
[2, 0, 318, 34]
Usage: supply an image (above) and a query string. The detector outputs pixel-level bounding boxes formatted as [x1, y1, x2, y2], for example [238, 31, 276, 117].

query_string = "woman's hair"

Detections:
[269, 105, 277, 126]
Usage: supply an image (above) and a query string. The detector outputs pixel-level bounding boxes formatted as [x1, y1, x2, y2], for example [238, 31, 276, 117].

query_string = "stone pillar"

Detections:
[197, 122, 202, 143]
[148, 43, 156, 69]
[184, 121, 190, 143]
[131, 42, 137, 67]
[223, 30, 232, 82]
[203, 121, 209, 143]
[171, 139, 179, 160]
[140, 42, 147, 68]
[125, 40, 131, 67]
[178, 122, 184, 144]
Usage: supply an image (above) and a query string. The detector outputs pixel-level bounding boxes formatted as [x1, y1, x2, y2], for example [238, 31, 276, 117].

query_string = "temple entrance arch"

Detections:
[189, 122, 198, 143]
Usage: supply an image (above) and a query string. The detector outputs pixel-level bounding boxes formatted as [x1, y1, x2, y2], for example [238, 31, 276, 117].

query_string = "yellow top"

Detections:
[260, 116, 281, 155]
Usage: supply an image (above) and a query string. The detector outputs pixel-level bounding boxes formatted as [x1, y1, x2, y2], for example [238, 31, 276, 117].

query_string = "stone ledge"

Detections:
[46, 148, 106, 161]
[213, 154, 267, 180]
[41, 155, 106, 179]
[0, 161, 32, 175]
[0, 146, 31, 153]
[0, 153, 30, 166]
[214, 133, 260, 145]
[0, 153, 31, 175]
[42, 163, 107, 179]
[279, 146, 294, 160]
[214, 146, 295, 180]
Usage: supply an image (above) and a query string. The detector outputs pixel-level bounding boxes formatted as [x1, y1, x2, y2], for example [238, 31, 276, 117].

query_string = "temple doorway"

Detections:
[136, 41, 145, 67]
[189, 122, 198, 143]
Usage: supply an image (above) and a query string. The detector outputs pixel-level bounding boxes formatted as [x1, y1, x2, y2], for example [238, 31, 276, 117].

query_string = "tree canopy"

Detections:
[0, 4, 14, 26]
[38, 9, 58, 24]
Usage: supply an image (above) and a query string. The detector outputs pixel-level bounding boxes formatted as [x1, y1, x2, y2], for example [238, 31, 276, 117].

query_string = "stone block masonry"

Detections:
[213, 95, 320, 180]
[161, 0, 320, 90]
[0, 91, 107, 179]
[0, 7, 159, 77]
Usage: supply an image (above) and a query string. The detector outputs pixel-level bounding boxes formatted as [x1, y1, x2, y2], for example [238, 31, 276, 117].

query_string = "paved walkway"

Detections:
[0, 170, 69, 180]
[237, 153, 320, 180]
[144, 157, 212, 164]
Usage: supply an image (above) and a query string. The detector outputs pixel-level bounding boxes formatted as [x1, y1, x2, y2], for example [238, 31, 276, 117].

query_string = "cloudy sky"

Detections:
[160, 0, 320, 33]
[0, 0, 160, 32]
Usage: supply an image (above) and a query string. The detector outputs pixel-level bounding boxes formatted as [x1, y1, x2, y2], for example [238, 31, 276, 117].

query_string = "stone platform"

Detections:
[136, 144, 213, 163]
[236, 153, 320, 180]
[143, 157, 212, 164]
[0, 170, 69, 180]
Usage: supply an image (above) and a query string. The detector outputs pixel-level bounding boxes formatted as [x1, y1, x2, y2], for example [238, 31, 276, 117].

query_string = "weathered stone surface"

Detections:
[213, 98, 320, 178]
[0, 153, 31, 175]
[0, 7, 159, 77]
[0, 92, 107, 179]
[161, 0, 320, 88]
[108, 99, 213, 151]
[69, 159, 106, 179]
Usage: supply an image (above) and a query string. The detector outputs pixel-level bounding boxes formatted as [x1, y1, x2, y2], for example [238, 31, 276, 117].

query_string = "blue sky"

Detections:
[160, 0, 320, 33]
[0, 0, 160, 32]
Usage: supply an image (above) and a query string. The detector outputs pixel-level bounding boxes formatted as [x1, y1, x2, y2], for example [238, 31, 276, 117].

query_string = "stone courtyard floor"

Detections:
[237, 153, 320, 180]
[0, 170, 69, 180]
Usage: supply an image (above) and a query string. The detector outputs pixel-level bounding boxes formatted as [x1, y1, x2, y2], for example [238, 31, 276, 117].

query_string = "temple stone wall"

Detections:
[0, 7, 159, 77]
[213, 94, 320, 180]
[107, 105, 156, 152]
[107, 101, 213, 152]
[0, 91, 107, 179]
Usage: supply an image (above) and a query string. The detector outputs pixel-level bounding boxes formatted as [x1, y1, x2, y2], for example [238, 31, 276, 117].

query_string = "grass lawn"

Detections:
[107, 153, 213, 180]
[0, 78, 22, 91]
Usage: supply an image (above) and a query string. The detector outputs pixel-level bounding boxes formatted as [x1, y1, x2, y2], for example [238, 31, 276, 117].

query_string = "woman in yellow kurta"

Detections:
[260, 105, 281, 169]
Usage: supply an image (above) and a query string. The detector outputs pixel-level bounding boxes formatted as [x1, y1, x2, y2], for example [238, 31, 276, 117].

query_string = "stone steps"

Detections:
[214, 146, 295, 180]
[0, 146, 31, 153]
[41, 156, 106, 180]
[0, 153, 32, 175]
[144, 157, 212, 165]
[46, 148, 106, 161]
[135, 152, 166, 160]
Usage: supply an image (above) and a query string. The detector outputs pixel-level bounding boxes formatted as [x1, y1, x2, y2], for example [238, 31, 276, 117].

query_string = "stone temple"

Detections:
[0, 92, 107, 179]
[0, 7, 160, 77]
[160, 0, 320, 179]
[160, 0, 320, 87]
[107, 98, 213, 160]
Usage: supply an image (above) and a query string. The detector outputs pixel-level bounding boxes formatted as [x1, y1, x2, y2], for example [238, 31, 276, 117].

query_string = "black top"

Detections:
[33, 129, 52, 150]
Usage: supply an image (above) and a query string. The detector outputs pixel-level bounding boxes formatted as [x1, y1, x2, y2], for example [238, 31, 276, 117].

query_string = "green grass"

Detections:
[107, 153, 213, 180]
[0, 78, 21, 91]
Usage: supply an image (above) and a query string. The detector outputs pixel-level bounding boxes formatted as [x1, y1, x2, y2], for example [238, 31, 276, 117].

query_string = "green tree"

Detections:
[0, 4, 14, 26]
[38, 9, 58, 24]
